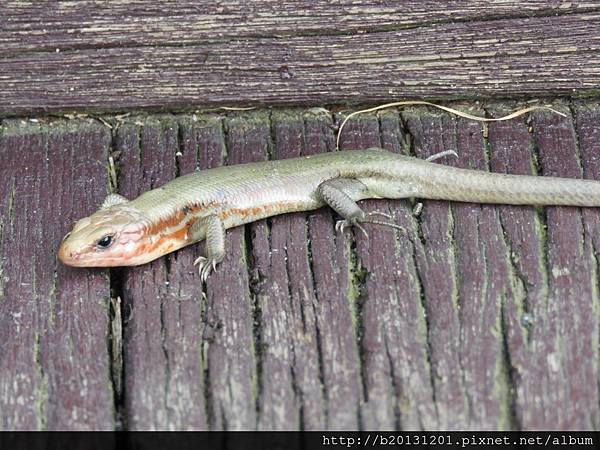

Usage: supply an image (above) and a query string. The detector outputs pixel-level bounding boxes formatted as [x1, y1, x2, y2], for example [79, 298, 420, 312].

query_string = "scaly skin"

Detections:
[58, 148, 600, 270]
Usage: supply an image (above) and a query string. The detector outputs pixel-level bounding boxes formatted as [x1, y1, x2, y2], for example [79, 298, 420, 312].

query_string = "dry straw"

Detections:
[336, 101, 565, 150]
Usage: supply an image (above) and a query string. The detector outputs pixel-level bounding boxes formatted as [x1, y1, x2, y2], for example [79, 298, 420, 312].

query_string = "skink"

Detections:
[58, 148, 600, 280]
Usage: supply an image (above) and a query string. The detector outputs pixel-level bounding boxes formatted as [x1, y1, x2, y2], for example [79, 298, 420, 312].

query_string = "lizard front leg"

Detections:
[317, 178, 405, 238]
[189, 214, 226, 282]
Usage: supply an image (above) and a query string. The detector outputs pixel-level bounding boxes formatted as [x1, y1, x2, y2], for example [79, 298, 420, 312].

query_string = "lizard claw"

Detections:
[194, 256, 218, 283]
[335, 218, 369, 239]
[335, 219, 347, 234]
[336, 211, 406, 237]
[193, 255, 206, 268]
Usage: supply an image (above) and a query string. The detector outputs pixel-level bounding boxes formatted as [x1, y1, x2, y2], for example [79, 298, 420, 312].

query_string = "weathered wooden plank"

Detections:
[338, 112, 437, 430]
[528, 106, 598, 429]
[0, 120, 114, 430]
[574, 102, 600, 430]
[294, 112, 364, 430]
[575, 103, 600, 289]
[446, 117, 513, 430]
[116, 117, 212, 430]
[485, 103, 600, 430]
[250, 111, 326, 430]
[117, 118, 176, 430]
[399, 109, 515, 429]
[200, 113, 261, 431]
[485, 104, 549, 431]
[2, 9, 600, 115]
[251, 109, 365, 430]
[401, 111, 477, 429]
[3, 1, 592, 52]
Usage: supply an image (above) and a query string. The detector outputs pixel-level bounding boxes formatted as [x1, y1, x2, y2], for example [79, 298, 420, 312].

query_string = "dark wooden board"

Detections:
[2, 102, 600, 430]
[112, 118, 207, 430]
[4, 1, 592, 51]
[0, 119, 114, 430]
[338, 110, 438, 430]
[2, 2, 600, 115]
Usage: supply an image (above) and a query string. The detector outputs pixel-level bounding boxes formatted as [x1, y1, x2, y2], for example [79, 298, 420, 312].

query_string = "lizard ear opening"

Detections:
[101, 193, 129, 209]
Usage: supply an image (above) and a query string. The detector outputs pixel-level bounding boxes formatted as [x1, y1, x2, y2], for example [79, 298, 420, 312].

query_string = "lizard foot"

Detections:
[335, 211, 406, 238]
[193, 256, 219, 283]
[336, 217, 369, 239]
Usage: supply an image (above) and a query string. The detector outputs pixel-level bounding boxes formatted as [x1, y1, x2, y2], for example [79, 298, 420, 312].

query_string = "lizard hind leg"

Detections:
[190, 214, 226, 282]
[317, 178, 406, 238]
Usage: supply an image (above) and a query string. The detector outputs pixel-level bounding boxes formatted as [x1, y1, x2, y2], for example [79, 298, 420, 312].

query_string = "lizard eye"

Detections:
[96, 235, 114, 249]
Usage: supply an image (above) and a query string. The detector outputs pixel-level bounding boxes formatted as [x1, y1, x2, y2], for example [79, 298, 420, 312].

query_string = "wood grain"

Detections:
[115, 117, 213, 430]
[0, 119, 114, 430]
[4, 1, 594, 51]
[528, 106, 599, 428]
[339, 112, 438, 430]
[1, 2, 600, 115]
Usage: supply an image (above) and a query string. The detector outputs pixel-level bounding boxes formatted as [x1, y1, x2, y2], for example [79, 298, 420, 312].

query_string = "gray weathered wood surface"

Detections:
[1, 101, 599, 430]
[1, 1, 600, 115]
[0, 120, 114, 430]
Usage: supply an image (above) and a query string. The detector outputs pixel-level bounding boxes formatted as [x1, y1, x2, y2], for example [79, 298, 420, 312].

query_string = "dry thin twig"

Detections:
[108, 156, 118, 192]
[336, 101, 566, 150]
[219, 106, 257, 111]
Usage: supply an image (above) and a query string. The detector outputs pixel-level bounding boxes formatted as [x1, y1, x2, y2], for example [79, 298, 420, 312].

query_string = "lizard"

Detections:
[58, 148, 600, 281]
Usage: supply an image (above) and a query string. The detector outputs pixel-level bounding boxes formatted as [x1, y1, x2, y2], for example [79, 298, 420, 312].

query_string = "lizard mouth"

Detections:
[57, 240, 77, 265]
[58, 239, 95, 266]
[58, 240, 110, 267]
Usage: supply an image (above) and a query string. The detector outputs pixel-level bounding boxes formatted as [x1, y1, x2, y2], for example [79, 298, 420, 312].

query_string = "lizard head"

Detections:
[59, 193, 196, 268]
[58, 203, 155, 267]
